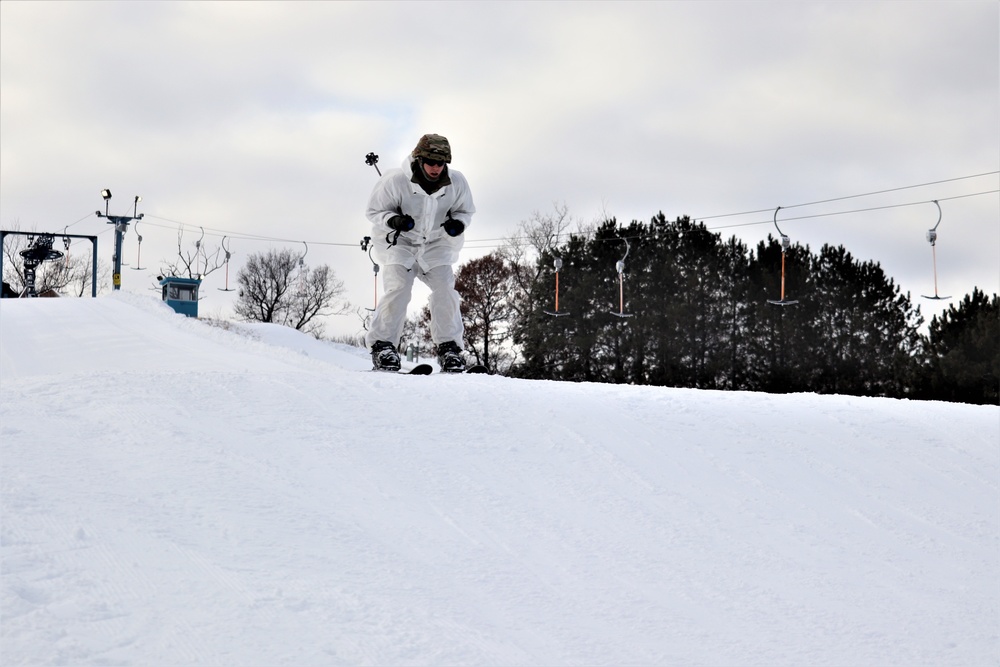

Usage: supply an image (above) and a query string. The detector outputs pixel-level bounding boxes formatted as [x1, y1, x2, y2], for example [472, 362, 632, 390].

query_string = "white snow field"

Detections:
[1, 293, 997, 666]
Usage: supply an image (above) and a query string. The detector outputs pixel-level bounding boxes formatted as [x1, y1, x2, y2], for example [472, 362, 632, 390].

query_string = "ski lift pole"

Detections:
[544, 257, 570, 317]
[295, 241, 309, 293]
[361, 153, 386, 309]
[135, 225, 142, 269]
[777, 212, 788, 303]
[779, 245, 788, 301]
[218, 236, 235, 291]
[767, 206, 799, 306]
[617, 261, 626, 312]
[930, 242, 941, 298]
[922, 200, 950, 300]
[555, 260, 562, 313]
[611, 238, 633, 318]
[194, 226, 205, 277]
[62, 228, 71, 267]
[368, 240, 379, 309]
[132, 219, 146, 270]
[360, 236, 380, 311]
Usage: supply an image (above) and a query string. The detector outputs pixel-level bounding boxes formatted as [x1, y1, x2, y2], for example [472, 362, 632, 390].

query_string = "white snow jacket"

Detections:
[366, 156, 475, 272]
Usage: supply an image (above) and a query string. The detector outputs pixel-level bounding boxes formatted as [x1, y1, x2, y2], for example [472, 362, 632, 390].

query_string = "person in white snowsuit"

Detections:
[365, 134, 475, 372]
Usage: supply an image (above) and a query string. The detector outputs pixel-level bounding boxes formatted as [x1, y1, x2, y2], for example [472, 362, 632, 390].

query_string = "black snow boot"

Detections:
[371, 340, 401, 372]
[436, 341, 466, 373]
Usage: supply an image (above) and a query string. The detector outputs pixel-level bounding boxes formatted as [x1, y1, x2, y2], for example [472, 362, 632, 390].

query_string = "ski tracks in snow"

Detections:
[2, 295, 998, 666]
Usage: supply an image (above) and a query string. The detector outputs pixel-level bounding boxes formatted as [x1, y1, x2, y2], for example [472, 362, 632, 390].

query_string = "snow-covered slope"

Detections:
[2, 293, 997, 666]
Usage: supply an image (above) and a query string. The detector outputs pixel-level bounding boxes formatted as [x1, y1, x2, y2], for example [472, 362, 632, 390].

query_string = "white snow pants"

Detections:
[365, 263, 463, 350]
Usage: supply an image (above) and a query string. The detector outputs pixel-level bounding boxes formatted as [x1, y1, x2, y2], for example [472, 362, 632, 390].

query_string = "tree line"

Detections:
[4, 215, 994, 404]
[450, 211, 998, 406]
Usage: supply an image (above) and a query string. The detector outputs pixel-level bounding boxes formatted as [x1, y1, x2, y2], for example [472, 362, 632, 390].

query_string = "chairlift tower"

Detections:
[18, 234, 63, 297]
[95, 189, 143, 290]
[0, 230, 99, 297]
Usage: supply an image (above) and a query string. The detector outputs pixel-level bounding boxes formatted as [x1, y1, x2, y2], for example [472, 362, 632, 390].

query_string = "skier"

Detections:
[365, 133, 476, 372]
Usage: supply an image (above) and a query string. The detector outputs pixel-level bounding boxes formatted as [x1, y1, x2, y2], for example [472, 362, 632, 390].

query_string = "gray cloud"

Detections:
[2, 1, 996, 334]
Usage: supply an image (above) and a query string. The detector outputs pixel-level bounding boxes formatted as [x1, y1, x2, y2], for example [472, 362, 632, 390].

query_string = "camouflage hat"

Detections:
[412, 133, 452, 164]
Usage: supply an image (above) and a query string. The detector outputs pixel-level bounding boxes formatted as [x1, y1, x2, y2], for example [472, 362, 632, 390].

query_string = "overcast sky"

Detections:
[2, 1, 997, 337]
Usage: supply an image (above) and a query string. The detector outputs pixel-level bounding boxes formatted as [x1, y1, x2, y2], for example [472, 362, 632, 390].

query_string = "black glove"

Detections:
[388, 214, 414, 232]
[442, 218, 465, 237]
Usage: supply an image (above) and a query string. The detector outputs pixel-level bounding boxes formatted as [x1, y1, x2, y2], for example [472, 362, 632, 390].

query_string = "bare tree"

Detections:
[64, 250, 112, 297]
[491, 203, 580, 361]
[455, 252, 518, 374]
[284, 264, 350, 334]
[500, 202, 576, 318]
[401, 310, 431, 361]
[234, 248, 349, 337]
[159, 227, 227, 279]
[2, 224, 109, 296]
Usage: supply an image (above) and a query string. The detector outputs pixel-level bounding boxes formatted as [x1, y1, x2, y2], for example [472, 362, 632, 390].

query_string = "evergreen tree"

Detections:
[744, 237, 814, 393]
[716, 235, 754, 389]
[513, 232, 599, 381]
[922, 288, 999, 404]
[805, 244, 923, 397]
[510, 210, 934, 402]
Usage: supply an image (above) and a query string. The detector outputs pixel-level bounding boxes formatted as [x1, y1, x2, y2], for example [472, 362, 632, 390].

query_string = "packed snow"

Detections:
[1, 293, 997, 666]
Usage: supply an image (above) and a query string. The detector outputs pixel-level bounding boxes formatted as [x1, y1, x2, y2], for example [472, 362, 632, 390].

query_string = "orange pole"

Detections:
[780, 252, 787, 301]
[555, 271, 560, 313]
[619, 272, 625, 314]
